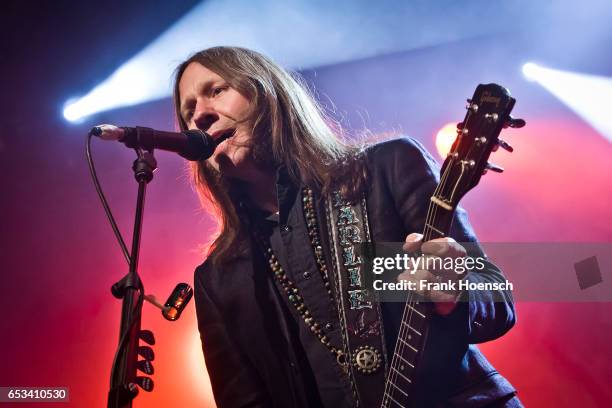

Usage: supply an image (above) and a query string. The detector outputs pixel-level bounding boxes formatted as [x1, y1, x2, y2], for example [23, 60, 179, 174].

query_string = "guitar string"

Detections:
[381, 175, 447, 406]
[385, 98, 504, 405]
[381, 155, 455, 406]
[382, 145, 454, 405]
[382, 108, 472, 405]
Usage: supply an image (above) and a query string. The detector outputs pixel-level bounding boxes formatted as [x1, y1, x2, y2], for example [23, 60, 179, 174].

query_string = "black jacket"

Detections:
[194, 137, 518, 407]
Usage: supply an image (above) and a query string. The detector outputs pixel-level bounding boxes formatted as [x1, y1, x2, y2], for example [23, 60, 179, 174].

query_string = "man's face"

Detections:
[178, 62, 254, 179]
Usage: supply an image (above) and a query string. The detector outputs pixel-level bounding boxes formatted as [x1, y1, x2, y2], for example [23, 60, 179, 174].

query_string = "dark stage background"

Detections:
[1, 1, 611, 407]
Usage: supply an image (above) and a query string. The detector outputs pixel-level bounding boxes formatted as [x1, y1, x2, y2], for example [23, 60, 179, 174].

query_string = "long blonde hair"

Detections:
[173, 46, 366, 265]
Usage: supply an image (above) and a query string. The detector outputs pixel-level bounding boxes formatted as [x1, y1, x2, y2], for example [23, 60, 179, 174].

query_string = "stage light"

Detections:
[522, 62, 612, 143]
[62, 0, 522, 123]
[435, 122, 458, 159]
[63, 98, 82, 122]
[521, 62, 540, 81]
[63, 59, 171, 122]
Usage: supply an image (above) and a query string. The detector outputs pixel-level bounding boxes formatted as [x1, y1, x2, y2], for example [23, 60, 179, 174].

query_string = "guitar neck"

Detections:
[380, 83, 522, 408]
[422, 197, 455, 241]
[380, 201, 455, 408]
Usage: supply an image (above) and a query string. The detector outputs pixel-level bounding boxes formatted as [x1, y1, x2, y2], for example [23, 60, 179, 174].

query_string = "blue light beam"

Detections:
[63, 0, 529, 122]
[523, 62, 612, 143]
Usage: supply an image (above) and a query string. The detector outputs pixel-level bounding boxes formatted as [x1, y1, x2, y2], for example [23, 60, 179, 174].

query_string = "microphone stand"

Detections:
[107, 146, 157, 408]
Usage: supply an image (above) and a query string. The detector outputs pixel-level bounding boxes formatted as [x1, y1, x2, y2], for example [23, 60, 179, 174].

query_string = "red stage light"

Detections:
[434, 122, 458, 159]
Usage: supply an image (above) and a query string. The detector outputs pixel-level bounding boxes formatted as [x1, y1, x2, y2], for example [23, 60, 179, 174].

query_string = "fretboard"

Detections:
[380, 195, 454, 408]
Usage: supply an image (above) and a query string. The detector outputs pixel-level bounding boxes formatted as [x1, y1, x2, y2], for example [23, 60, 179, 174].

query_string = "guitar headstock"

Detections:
[433, 84, 525, 211]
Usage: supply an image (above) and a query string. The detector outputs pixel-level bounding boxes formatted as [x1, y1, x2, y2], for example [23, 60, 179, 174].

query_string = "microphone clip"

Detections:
[111, 273, 143, 299]
[132, 148, 157, 183]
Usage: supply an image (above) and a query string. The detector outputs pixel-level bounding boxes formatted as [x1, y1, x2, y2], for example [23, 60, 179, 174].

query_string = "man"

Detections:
[174, 46, 521, 407]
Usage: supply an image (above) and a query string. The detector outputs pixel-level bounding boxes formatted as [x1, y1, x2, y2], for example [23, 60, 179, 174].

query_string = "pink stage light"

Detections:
[434, 122, 458, 159]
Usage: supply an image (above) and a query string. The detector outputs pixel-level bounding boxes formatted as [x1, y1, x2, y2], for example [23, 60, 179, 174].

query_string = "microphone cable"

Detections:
[86, 133, 145, 389]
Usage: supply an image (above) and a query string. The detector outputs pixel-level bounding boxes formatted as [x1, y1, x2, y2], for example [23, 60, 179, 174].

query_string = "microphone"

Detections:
[89, 124, 234, 161]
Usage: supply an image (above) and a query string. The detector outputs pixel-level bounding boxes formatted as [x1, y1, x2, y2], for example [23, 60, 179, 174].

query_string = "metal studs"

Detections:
[257, 188, 342, 369]
[302, 188, 333, 298]
[353, 345, 382, 374]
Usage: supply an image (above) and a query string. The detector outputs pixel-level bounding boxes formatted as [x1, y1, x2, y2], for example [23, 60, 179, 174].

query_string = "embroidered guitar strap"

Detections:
[325, 191, 388, 407]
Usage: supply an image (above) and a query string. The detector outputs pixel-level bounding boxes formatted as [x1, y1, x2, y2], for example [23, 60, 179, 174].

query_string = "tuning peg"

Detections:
[504, 116, 526, 128]
[486, 162, 504, 173]
[456, 122, 464, 130]
[497, 139, 514, 153]
[136, 376, 154, 392]
[484, 113, 499, 122]
[137, 359, 154, 375]
[138, 345, 155, 361]
[139, 329, 156, 345]
[123, 383, 139, 398]
[466, 98, 480, 112]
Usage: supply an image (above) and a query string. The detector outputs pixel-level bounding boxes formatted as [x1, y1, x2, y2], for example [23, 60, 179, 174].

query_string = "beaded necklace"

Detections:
[302, 188, 333, 299]
[258, 188, 346, 367]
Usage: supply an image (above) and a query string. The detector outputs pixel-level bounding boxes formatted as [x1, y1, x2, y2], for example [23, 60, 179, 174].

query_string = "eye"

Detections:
[212, 86, 227, 97]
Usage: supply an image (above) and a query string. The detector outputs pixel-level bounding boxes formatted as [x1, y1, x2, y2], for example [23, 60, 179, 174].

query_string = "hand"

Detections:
[397, 233, 467, 315]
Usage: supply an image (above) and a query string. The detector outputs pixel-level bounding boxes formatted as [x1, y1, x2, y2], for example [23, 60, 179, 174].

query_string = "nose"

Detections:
[192, 100, 219, 132]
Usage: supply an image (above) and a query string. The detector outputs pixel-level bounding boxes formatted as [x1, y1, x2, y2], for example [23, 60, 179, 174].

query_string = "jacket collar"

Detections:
[241, 164, 300, 228]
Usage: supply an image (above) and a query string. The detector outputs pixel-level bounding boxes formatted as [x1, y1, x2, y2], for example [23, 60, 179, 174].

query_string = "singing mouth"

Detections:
[211, 128, 236, 144]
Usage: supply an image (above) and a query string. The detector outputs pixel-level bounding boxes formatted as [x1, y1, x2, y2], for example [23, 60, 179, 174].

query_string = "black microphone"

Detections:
[89, 124, 234, 161]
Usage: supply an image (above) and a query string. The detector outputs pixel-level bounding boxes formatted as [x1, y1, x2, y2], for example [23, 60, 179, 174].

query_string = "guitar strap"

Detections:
[325, 191, 388, 407]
